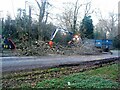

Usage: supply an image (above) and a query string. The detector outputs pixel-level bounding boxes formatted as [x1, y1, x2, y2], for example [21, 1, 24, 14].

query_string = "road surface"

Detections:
[1, 50, 120, 72]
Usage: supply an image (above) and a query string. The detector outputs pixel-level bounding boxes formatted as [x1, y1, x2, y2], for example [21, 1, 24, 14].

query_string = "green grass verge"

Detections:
[36, 64, 119, 89]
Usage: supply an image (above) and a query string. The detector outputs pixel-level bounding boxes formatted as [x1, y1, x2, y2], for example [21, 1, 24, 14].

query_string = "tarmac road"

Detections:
[1, 50, 120, 72]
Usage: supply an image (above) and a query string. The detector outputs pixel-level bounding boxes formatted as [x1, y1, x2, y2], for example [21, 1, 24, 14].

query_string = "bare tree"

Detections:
[84, 0, 93, 16]
[35, 0, 47, 23]
[58, 5, 74, 30]
[56, 0, 93, 35]
[35, 0, 50, 40]
[56, 0, 83, 33]
[73, 0, 82, 33]
[95, 11, 118, 39]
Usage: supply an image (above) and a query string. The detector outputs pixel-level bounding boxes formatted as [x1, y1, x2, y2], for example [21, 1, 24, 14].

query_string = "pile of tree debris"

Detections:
[16, 40, 101, 56]
[59, 39, 101, 55]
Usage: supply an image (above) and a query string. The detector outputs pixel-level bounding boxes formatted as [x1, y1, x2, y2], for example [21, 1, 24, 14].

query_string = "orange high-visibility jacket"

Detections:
[49, 41, 53, 48]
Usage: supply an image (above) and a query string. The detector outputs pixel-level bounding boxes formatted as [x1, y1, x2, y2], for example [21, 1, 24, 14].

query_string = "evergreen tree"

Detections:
[80, 16, 94, 39]
[3, 15, 17, 39]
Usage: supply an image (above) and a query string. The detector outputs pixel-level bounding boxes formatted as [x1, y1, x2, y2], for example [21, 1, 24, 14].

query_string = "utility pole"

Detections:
[29, 6, 32, 47]
[118, 1, 120, 30]
[25, 1, 28, 13]
[25, 1, 28, 32]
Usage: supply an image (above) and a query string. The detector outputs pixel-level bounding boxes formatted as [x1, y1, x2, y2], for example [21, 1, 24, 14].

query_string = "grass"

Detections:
[3, 63, 119, 89]
[36, 64, 119, 89]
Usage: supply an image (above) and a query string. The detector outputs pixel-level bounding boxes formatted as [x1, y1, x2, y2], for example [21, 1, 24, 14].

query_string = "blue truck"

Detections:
[95, 39, 112, 53]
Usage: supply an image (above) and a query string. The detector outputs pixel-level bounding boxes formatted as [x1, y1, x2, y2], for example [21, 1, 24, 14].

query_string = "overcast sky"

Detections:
[0, 0, 119, 25]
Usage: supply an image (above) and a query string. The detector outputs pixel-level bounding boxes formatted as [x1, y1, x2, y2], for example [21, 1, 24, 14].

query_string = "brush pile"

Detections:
[16, 39, 101, 56]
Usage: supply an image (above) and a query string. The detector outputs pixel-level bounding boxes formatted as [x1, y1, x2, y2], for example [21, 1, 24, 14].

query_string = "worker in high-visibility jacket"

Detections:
[48, 40, 53, 48]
